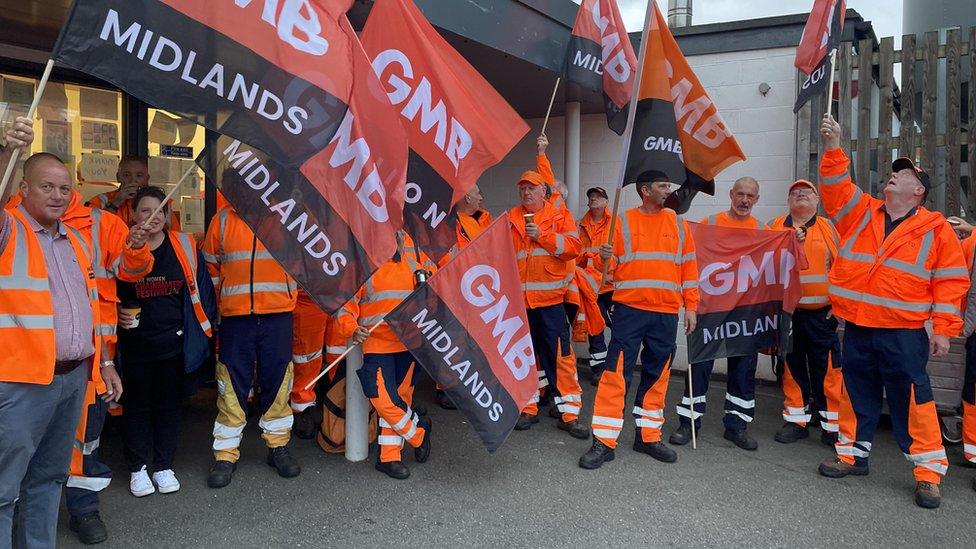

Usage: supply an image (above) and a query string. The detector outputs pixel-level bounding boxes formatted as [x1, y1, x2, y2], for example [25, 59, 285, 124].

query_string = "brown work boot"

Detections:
[818, 457, 868, 478]
[558, 419, 590, 439]
[514, 413, 539, 431]
[914, 482, 941, 509]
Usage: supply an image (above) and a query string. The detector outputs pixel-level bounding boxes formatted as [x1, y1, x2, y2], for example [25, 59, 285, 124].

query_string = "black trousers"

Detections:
[121, 354, 186, 472]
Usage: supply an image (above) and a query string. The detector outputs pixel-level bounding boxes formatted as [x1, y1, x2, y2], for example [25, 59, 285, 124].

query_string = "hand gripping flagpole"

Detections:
[125, 163, 197, 249]
[0, 59, 55, 199]
[540, 77, 561, 137]
[304, 318, 384, 391]
[600, 2, 655, 287]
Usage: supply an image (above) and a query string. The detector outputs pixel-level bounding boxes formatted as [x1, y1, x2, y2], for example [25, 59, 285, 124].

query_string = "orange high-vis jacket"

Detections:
[819, 147, 969, 336]
[509, 200, 582, 309]
[961, 233, 976, 337]
[611, 207, 699, 313]
[336, 239, 437, 354]
[87, 190, 182, 231]
[767, 214, 839, 310]
[456, 209, 492, 249]
[537, 153, 571, 215]
[202, 207, 297, 317]
[0, 207, 101, 384]
[169, 230, 214, 337]
[578, 208, 615, 294]
[700, 210, 760, 229]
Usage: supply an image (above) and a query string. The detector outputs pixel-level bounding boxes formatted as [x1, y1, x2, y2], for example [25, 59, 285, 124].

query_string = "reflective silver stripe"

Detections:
[839, 209, 872, 256]
[619, 213, 633, 258]
[523, 272, 574, 292]
[96, 323, 117, 336]
[554, 234, 565, 256]
[933, 303, 962, 315]
[614, 279, 679, 292]
[1, 217, 57, 291]
[676, 406, 703, 419]
[221, 282, 293, 296]
[592, 428, 620, 439]
[829, 285, 934, 312]
[293, 350, 323, 364]
[222, 250, 274, 262]
[679, 251, 696, 264]
[74, 438, 100, 455]
[904, 449, 947, 463]
[326, 345, 347, 355]
[726, 410, 754, 423]
[932, 267, 969, 278]
[821, 172, 849, 186]
[838, 248, 876, 263]
[516, 248, 550, 260]
[201, 252, 218, 263]
[362, 290, 412, 303]
[676, 216, 686, 265]
[64, 224, 92, 265]
[880, 230, 933, 278]
[681, 280, 698, 289]
[706, 214, 718, 225]
[836, 445, 870, 458]
[579, 270, 599, 293]
[258, 415, 293, 434]
[0, 314, 54, 329]
[360, 314, 386, 326]
[725, 394, 755, 408]
[218, 208, 228, 240]
[617, 251, 676, 263]
[831, 186, 863, 223]
[66, 476, 111, 491]
[591, 415, 624, 428]
[680, 395, 706, 405]
[798, 296, 830, 305]
[378, 435, 402, 445]
[800, 275, 829, 284]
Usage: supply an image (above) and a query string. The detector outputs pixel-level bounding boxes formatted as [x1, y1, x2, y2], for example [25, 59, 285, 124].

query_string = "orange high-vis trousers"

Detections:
[357, 351, 426, 463]
[962, 335, 976, 464]
[591, 304, 677, 449]
[291, 294, 328, 412]
[781, 307, 847, 432]
[835, 323, 948, 483]
[521, 304, 583, 422]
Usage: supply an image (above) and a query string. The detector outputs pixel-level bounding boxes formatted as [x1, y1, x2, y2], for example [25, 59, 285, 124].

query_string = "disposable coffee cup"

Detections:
[523, 213, 534, 224]
[120, 304, 141, 329]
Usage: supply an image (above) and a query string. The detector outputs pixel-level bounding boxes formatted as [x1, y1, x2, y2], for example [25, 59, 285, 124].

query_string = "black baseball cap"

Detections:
[635, 170, 670, 184]
[586, 186, 608, 199]
[891, 157, 931, 198]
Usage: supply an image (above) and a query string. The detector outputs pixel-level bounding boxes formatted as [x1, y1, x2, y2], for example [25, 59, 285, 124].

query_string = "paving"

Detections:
[56, 371, 975, 548]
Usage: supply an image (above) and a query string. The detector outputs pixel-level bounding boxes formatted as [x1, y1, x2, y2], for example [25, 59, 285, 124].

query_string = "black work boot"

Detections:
[414, 417, 432, 463]
[514, 412, 539, 431]
[375, 460, 410, 480]
[207, 460, 236, 488]
[435, 390, 456, 410]
[669, 423, 693, 446]
[914, 481, 941, 509]
[69, 512, 108, 545]
[579, 438, 615, 469]
[723, 429, 758, 451]
[558, 419, 590, 439]
[820, 430, 838, 447]
[266, 446, 301, 478]
[818, 457, 869, 478]
[774, 422, 809, 444]
[293, 407, 317, 440]
[633, 438, 678, 463]
[548, 403, 562, 419]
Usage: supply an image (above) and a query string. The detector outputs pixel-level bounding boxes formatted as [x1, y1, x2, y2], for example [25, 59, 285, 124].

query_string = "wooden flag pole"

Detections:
[540, 77, 561, 137]
[304, 319, 384, 391]
[140, 163, 196, 229]
[599, 2, 655, 287]
[0, 59, 55, 199]
[825, 48, 838, 116]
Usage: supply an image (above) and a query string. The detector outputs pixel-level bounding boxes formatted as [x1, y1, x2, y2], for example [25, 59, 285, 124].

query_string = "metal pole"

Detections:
[344, 342, 369, 462]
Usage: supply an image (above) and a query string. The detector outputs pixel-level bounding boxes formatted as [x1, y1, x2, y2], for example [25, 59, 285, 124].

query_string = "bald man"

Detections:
[670, 177, 763, 452]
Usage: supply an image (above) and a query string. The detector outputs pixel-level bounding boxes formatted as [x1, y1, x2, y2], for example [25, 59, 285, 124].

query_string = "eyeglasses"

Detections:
[789, 189, 816, 197]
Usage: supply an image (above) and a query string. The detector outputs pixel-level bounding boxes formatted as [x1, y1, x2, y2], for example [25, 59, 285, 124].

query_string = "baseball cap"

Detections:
[788, 179, 817, 195]
[891, 157, 931, 198]
[586, 186, 609, 199]
[635, 170, 670, 184]
[517, 170, 546, 186]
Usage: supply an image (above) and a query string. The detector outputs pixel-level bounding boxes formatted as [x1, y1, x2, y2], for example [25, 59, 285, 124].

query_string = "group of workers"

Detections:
[1, 109, 975, 547]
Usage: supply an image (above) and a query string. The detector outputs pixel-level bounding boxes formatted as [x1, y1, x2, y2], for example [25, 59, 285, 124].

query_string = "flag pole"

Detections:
[824, 48, 838, 117]
[304, 319, 384, 391]
[600, 1, 655, 287]
[0, 59, 55, 199]
[124, 163, 197, 249]
[540, 77, 561, 137]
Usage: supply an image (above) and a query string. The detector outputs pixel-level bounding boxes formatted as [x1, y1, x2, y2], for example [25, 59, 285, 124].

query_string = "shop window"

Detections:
[148, 109, 205, 234]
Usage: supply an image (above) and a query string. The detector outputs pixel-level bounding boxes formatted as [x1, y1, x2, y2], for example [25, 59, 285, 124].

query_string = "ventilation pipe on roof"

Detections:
[668, 0, 692, 28]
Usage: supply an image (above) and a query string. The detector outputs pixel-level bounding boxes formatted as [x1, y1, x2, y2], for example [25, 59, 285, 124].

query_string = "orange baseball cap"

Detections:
[788, 179, 817, 194]
[517, 170, 546, 186]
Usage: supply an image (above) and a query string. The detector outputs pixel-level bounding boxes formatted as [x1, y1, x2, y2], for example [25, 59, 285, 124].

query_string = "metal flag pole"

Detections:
[0, 59, 55, 198]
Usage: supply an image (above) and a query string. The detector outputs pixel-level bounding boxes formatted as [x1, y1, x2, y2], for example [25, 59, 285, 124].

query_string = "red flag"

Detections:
[795, 0, 847, 74]
[361, 0, 528, 262]
[564, 0, 638, 135]
[385, 213, 536, 452]
[686, 223, 803, 363]
[623, 2, 744, 214]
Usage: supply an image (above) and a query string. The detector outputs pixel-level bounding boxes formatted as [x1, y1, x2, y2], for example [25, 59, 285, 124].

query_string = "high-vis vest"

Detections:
[170, 231, 213, 336]
[701, 210, 759, 229]
[612, 208, 699, 314]
[88, 190, 182, 231]
[0, 207, 100, 384]
[767, 214, 839, 310]
[337, 241, 437, 354]
[579, 208, 615, 294]
[202, 208, 297, 317]
[509, 201, 582, 309]
[456, 209, 492, 248]
[819, 148, 969, 336]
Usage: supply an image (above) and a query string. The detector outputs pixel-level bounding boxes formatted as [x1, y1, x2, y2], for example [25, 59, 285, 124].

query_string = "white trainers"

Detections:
[130, 466, 155, 497]
[152, 469, 181, 494]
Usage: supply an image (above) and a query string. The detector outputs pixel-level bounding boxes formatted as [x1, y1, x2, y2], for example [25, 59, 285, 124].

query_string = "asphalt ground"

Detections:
[56, 369, 975, 548]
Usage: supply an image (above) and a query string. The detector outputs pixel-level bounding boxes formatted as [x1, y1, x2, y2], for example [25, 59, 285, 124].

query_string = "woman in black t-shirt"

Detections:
[117, 186, 215, 497]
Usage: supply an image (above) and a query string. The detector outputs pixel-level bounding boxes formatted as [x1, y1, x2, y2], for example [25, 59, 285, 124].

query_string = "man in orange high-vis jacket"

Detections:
[579, 171, 698, 469]
[86, 156, 182, 230]
[816, 114, 968, 509]
[337, 232, 436, 480]
[59, 189, 153, 545]
[509, 169, 588, 439]
[766, 180, 847, 448]
[202, 206, 300, 488]
[455, 184, 492, 249]
[670, 177, 763, 452]
[578, 186, 615, 386]
[957, 231, 976, 493]
[0, 143, 107, 548]
[290, 289, 328, 439]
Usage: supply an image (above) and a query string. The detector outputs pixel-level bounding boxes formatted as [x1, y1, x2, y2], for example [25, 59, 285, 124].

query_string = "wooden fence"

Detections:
[796, 27, 976, 218]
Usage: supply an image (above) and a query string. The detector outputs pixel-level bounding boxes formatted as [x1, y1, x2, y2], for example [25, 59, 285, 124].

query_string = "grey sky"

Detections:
[575, 1, 905, 43]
